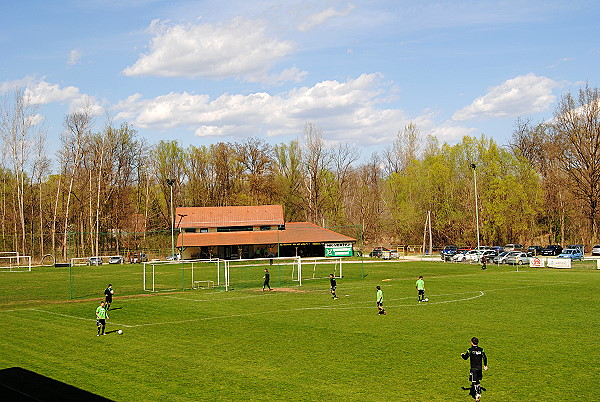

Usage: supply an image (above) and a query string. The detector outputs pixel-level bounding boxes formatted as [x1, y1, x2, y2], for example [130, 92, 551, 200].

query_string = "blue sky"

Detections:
[1, 0, 599, 160]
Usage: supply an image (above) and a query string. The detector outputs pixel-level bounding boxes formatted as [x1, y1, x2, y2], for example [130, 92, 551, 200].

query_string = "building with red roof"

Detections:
[174, 205, 355, 259]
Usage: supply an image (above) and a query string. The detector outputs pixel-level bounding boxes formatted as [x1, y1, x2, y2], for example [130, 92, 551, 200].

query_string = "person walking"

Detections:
[262, 268, 272, 291]
[481, 254, 487, 270]
[461, 336, 489, 401]
[329, 274, 338, 299]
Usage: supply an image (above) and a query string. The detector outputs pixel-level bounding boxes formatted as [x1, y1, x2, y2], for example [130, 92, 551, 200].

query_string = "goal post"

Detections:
[294, 257, 342, 284]
[0, 255, 31, 272]
[143, 259, 222, 292]
[223, 257, 300, 290]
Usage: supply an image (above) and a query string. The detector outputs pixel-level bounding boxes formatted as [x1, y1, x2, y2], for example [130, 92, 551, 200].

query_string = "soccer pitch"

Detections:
[0, 261, 598, 401]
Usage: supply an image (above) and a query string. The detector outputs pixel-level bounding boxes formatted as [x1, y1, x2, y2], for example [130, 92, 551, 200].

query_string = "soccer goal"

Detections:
[292, 257, 343, 285]
[143, 259, 222, 292]
[223, 257, 300, 291]
[0, 253, 32, 272]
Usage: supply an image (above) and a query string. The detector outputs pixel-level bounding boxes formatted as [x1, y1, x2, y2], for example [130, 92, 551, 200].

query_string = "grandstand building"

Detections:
[175, 205, 355, 260]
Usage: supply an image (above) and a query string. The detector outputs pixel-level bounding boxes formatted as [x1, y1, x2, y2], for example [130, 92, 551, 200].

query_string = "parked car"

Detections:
[558, 248, 584, 261]
[129, 252, 148, 263]
[527, 246, 543, 256]
[88, 256, 102, 266]
[505, 252, 530, 265]
[479, 249, 498, 261]
[369, 247, 389, 258]
[462, 250, 481, 262]
[108, 256, 124, 264]
[166, 253, 181, 261]
[452, 250, 469, 262]
[592, 244, 600, 256]
[504, 244, 523, 252]
[440, 245, 459, 261]
[541, 245, 563, 256]
[493, 251, 511, 264]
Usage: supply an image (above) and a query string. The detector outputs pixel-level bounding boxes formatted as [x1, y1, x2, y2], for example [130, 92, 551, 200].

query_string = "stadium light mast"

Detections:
[470, 163, 480, 250]
[166, 179, 176, 258]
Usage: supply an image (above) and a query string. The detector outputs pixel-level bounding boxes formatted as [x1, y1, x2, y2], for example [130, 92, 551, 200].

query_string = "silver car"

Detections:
[592, 245, 600, 256]
[505, 252, 530, 265]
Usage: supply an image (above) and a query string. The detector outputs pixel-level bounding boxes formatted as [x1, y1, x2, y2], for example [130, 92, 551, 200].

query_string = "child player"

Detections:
[416, 275, 426, 302]
[329, 274, 338, 299]
[376, 286, 386, 315]
[461, 336, 489, 401]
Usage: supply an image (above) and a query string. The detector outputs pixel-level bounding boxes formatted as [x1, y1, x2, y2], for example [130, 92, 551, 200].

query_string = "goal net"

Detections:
[293, 257, 343, 285]
[143, 259, 222, 292]
[0, 254, 32, 272]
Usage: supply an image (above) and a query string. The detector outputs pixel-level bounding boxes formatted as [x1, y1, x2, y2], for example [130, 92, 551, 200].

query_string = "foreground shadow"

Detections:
[0, 367, 113, 401]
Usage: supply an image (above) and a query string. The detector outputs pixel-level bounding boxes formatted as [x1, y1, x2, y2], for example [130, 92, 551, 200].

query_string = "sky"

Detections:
[1, 0, 599, 162]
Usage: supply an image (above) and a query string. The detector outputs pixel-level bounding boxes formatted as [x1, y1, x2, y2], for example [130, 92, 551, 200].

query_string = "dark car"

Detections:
[541, 245, 563, 256]
[527, 246, 543, 256]
[440, 245, 459, 261]
[369, 247, 389, 258]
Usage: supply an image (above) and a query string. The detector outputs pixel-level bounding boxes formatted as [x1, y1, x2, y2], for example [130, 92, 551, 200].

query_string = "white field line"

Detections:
[3, 280, 579, 329]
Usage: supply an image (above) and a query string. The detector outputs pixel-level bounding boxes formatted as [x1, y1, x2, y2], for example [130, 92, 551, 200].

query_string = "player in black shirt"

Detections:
[262, 269, 272, 291]
[104, 284, 114, 310]
[329, 274, 338, 299]
[461, 337, 488, 401]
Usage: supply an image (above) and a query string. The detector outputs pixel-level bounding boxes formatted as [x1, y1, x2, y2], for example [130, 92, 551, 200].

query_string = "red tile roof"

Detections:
[175, 205, 284, 228]
[176, 222, 355, 247]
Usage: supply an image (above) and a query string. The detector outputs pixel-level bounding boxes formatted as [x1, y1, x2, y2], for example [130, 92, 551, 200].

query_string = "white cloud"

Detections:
[114, 73, 420, 145]
[452, 73, 559, 121]
[123, 17, 305, 84]
[0, 76, 102, 115]
[67, 49, 81, 66]
[298, 5, 356, 31]
[429, 122, 478, 142]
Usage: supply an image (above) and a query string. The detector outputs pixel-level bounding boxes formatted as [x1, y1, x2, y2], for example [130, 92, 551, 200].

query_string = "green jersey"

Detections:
[416, 279, 425, 290]
[96, 306, 107, 319]
[377, 289, 383, 302]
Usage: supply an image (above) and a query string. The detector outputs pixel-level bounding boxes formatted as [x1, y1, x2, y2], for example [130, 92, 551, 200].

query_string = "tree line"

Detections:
[1, 85, 599, 261]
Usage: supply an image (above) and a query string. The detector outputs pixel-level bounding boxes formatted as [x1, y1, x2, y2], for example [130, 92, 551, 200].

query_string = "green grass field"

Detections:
[0, 259, 598, 401]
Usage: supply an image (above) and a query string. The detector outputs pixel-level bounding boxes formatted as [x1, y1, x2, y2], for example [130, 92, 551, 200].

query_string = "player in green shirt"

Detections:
[376, 286, 386, 315]
[416, 276, 426, 302]
[96, 301, 109, 336]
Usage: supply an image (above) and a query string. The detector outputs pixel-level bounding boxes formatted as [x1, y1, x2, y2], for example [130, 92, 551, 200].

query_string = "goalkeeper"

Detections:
[329, 274, 338, 299]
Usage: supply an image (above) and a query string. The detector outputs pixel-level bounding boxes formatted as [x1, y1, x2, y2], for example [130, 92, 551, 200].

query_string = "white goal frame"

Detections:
[293, 257, 343, 286]
[143, 259, 222, 292]
[0, 255, 32, 272]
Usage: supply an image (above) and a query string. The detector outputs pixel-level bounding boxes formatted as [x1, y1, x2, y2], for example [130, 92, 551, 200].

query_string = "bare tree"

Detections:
[551, 84, 600, 241]
[302, 122, 331, 223]
[383, 122, 421, 176]
[0, 89, 44, 254]
[59, 105, 95, 260]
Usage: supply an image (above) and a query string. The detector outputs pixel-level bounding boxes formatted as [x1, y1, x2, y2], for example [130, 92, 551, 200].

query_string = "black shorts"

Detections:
[331, 286, 336, 292]
[418, 289, 425, 296]
[470, 369, 483, 383]
[105, 297, 112, 303]
[377, 301, 383, 307]
[96, 319, 106, 326]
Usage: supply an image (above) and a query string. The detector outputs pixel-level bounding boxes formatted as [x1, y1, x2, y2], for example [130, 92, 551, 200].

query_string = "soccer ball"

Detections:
[424, 298, 429, 302]
[117, 329, 123, 335]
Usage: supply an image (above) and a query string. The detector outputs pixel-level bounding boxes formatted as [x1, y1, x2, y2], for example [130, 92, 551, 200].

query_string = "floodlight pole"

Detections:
[166, 179, 175, 258]
[470, 164, 481, 250]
